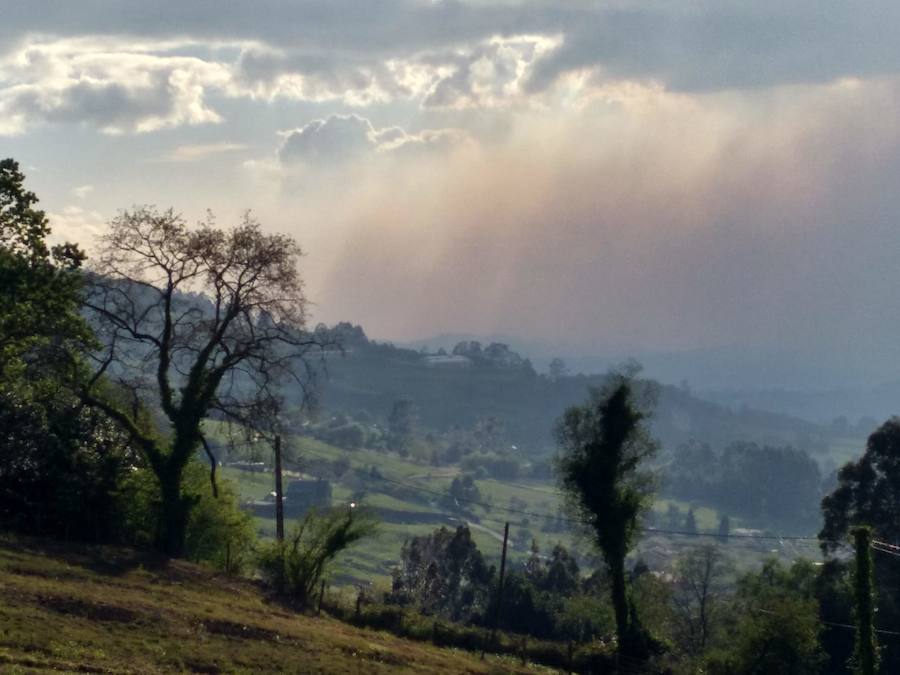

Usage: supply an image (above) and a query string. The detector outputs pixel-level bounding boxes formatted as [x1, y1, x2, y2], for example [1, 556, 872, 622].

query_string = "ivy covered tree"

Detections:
[555, 365, 660, 659]
[820, 418, 900, 671]
[80, 207, 322, 556]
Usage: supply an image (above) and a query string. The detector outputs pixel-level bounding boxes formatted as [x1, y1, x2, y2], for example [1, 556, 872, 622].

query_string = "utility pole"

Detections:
[274, 433, 284, 543]
[852, 526, 878, 675]
[490, 522, 510, 644]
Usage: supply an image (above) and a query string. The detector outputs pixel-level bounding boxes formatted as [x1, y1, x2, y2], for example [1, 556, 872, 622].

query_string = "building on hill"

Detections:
[423, 354, 473, 368]
[246, 477, 332, 519]
[285, 479, 333, 514]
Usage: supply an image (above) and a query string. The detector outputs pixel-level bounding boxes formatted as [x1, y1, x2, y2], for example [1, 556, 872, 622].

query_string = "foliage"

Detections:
[387, 398, 415, 455]
[821, 417, 900, 547]
[259, 506, 377, 606]
[0, 159, 135, 544]
[388, 525, 494, 623]
[444, 473, 481, 512]
[0, 158, 89, 374]
[117, 460, 256, 573]
[705, 559, 825, 675]
[820, 417, 900, 671]
[555, 367, 659, 657]
[851, 527, 878, 675]
[183, 465, 257, 575]
[79, 207, 321, 556]
[667, 439, 822, 531]
[0, 385, 136, 542]
[503, 541, 615, 642]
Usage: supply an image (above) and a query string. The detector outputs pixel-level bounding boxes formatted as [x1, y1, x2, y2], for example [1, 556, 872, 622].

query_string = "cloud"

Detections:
[524, 2, 900, 94]
[71, 184, 93, 199]
[277, 114, 466, 165]
[301, 77, 900, 370]
[47, 205, 106, 246]
[163, 142, 247, 162]
[278, 114, 377, 164]
[422, 35, 560, 109]
[3, 2, 900, 103]
[0, 38, 229, 134]
[4, 3, 900, 136]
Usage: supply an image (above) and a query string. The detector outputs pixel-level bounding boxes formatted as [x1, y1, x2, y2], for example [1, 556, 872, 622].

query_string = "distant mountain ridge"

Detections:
[399, 332, 900, 425]
[317, 324, 846, 457]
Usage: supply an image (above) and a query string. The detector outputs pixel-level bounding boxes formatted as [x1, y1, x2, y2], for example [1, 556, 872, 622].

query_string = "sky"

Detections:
[5, 1, 900, 389]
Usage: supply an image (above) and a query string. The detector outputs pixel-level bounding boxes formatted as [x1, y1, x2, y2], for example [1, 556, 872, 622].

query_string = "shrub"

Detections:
[258, 506, 377, 605]
[117, 460, 256, 574]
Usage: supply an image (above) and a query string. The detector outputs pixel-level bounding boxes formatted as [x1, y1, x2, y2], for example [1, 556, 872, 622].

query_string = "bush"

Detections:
[0, 388, 137, 543]
[258, 506, 377, 606]
[117, 460, 256, 574]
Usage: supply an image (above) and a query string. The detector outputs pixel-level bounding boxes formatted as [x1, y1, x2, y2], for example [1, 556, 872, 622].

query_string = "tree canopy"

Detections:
[80, 206, 322, 555]
[555, 367, 659, 658]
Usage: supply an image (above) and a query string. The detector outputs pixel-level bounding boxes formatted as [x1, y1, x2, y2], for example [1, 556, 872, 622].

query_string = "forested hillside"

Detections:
[314, 323, 849, 456]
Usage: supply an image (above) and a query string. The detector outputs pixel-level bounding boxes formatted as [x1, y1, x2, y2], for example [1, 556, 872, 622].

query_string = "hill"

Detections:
[0, 536, 547, 674]
[316, 324, 851, 457]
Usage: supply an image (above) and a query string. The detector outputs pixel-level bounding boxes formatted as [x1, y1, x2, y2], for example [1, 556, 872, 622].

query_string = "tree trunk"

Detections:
[609, 556, 630, 653]
[157, 467, 190, 557]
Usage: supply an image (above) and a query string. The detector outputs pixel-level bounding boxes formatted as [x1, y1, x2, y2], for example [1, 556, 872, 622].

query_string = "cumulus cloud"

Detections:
[4, 2, 900, 101]
[47, 205, 106, 246]
[422, 35, 560, 109]
[231, 46, 411, 106]
[0, 39, 229, 134]
[5, 3, 900, 134]
[277, 114, 466, 165]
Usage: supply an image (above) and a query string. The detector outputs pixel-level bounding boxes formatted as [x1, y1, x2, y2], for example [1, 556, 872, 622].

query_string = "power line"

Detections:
[871, 543, 900, 559]
[873, 539, 900, 551]
[360, 471, 841, 546]
[757, 609, 900, 638]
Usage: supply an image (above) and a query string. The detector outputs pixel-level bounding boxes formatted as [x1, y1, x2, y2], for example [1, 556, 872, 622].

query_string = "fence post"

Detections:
[274, 434, 284, 543]
[482, 521, 510, 660]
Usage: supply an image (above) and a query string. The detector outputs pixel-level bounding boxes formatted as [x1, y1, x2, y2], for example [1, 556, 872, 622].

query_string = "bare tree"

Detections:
[671, 544, 731, 655]
[79, 207, 322, 556]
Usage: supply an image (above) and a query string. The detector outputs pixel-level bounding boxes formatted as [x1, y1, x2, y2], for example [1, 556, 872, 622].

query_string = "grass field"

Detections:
[215, 431, 823, 591]
[0, 535, 554, 674]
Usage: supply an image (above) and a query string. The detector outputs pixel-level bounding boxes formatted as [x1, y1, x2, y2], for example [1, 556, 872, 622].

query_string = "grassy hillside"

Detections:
[215, 433, 821, 590]
[0, 536, 551, 674]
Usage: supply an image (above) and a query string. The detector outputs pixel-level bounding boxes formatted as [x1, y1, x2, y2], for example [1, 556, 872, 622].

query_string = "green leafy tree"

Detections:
[389, 525, 494, 623]
[706, 559, 824, 675]
[0, 386, 136, 541]
[555, 366, 659, 658]
[0, 159, 135, 542]
[0, 158, 88, 373]
[821, 418, 900, 548]
[387, 398, 415, 456]
[820, 418, 900, 672]
[80, 207, 322, 556]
